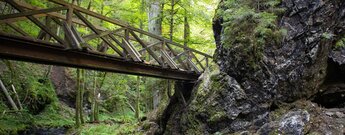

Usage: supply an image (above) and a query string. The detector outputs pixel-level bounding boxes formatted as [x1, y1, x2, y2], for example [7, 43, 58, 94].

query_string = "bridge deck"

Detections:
[0, 0, 212, 80]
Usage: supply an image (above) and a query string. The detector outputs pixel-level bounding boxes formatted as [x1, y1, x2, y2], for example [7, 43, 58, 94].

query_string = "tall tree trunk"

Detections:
[183, 8, 190, 47]
[169, 0, 175, 41]
[90, 71, 96, 122]
[135, 76, 141, 121]
[94, 72, 106, 122]
[80, 69, 85, 124]
[148, 0, 163, 110]
[148, 0, 162, 37]
[75, 69, 81, 127]
[183, 7, 191, 63]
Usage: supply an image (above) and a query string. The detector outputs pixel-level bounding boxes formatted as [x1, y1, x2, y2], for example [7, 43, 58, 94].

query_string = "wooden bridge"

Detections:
[0, 0, 212, 81]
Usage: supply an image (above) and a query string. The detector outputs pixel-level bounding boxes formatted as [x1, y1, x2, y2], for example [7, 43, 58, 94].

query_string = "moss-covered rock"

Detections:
[161, 0, 345, 134]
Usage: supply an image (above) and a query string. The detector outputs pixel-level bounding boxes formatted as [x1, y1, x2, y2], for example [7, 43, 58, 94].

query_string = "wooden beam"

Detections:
[161, 50, 178, 69]
[191, 52, 205, 71]
[70, 25, 95, 50]
[62, 22, 81, 50]
[187, 59, 200, 73]
[49, 0, 128, 27]
[0, 34, 200, 80]
[0, 6, 67, 20]
[122, 39, 142, 62]
[5, 0, 66, 45]
[165, 43, 189, 70]
[174, 51, 187, 60]
[74, 11, 123, 57]
[139, 41, 162, 53]
[83, 28, 125, 42]
[129, 30, 163, 65]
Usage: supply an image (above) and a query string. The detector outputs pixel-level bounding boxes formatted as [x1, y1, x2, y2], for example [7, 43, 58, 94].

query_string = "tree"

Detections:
[135, 76, 140, 121]
[75, 69, 81, 127]
[148, 0, 163, 37]
[148, 0, 164, 109]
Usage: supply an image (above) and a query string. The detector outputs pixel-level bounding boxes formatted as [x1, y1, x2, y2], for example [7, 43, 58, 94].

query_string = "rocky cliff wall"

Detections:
[157, 0, 345, 134]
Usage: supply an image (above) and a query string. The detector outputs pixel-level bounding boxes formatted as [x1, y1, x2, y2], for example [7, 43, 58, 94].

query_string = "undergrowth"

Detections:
[215, 0, 286, 68]
[0, 61, 73, 134]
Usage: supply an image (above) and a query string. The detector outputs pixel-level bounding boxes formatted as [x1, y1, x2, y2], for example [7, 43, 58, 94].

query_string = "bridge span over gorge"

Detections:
[0, 0, 212, 81]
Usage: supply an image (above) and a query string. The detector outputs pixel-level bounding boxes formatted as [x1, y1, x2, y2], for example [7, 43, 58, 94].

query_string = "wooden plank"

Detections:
[161, 50, 178, 69]
[187, 59, 200, 73]
[0, 6, 67, 20]
[174, 51, 187, 60]
[190, 52, 205, 71]
[109, 34, 124, 49]
[122, 39, 142, 62]
[139, 41, 161, 53]
[62, 22, 81, 50]
[71, 25, 95, 50]
[74, 11, 123, 57]
[5, 0, 66, 45]
[165, 43, 189, 70]
[49, 0, 128, 27]
[129, 30, 163, 65]
[83, 28, 125, 42]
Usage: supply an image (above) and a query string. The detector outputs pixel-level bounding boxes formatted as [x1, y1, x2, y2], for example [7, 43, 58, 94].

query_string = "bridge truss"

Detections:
[0, 0, 212, 80]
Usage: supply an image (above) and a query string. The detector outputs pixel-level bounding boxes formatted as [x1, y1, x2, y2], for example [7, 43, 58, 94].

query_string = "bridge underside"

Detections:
[0, 34, 200, 81]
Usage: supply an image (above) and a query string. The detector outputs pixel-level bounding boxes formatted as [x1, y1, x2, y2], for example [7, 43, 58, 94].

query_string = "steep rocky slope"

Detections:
[155, 0, 345, 134]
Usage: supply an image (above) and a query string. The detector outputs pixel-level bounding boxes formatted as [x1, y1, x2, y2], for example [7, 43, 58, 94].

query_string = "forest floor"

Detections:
[1, 100, 140, 134]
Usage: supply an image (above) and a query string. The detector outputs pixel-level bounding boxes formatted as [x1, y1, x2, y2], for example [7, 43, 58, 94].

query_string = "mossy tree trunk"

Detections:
[135, 76, 140, 121]
[75, 69, 81, 127]
[90, 71, 100, 122]
[80, 69, 85, 124]
[75, 69, 85, 127]
[90, 71, 96, 122]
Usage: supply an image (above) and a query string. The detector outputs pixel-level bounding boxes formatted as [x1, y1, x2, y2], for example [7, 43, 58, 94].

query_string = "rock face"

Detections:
[158, 0, 345, 134]
[50, 66, 76, 108]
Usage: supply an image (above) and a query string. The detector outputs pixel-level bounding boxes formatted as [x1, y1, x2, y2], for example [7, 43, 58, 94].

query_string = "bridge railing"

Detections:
[0, 0, 212, 73]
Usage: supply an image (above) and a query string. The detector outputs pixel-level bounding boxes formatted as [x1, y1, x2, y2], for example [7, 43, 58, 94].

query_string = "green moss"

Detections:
[335, 38, 345, 49]
[33, 103, 74, 128]
[0, 102, 74, 134]
[79, 123, 139, 135]
[0, 61, 73, 134]
[216, 0, 285, 69]
[0, 110, 33, 134]
[322, 33, 335, 39]
[208, 111, 227, 123]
